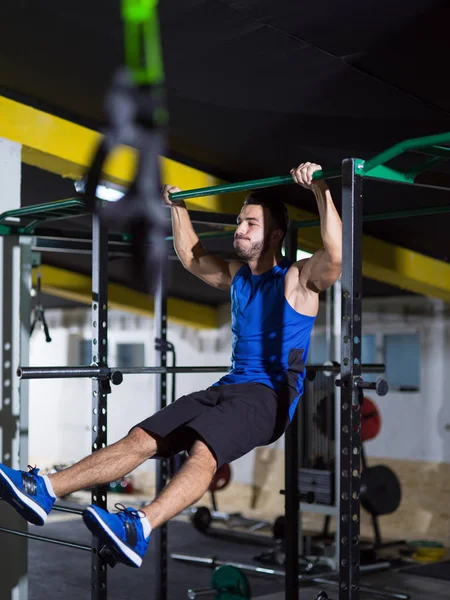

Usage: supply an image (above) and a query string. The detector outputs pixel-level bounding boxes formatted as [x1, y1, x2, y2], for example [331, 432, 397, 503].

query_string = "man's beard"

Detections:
[234, 235, 271, 261]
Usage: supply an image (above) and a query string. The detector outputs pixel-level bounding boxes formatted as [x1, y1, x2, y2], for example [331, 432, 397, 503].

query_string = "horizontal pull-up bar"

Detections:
[17, 363, 384, 381]
[169, 170, 341, 201]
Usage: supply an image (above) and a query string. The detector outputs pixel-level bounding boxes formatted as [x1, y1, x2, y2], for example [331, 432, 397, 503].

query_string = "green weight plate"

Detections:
[408, 540, 444, 548]
[211, 565, 251, 599]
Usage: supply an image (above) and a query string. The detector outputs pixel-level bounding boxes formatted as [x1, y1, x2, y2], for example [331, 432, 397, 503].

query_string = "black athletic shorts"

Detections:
[134, 382, 291, 468]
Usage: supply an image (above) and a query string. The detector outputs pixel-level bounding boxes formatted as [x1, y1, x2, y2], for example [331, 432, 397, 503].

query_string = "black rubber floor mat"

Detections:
[401, 561, 450, 581]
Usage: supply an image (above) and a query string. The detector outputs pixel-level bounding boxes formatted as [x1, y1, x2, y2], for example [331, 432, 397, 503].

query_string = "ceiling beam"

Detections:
[2, 95, 450, 303]
[33, 266, 217, 330]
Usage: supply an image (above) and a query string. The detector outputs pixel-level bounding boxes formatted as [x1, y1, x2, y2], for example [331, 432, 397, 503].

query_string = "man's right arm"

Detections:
[164, 186, 243, 291]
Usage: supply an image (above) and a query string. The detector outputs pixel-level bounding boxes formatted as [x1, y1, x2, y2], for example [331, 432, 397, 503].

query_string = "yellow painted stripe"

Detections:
[2, 95, 450, 303]
[361, 236, 450, 302]
[296, 226, 450, 302]
[33, 266, 217, 329]
[0, 96, 238, 214]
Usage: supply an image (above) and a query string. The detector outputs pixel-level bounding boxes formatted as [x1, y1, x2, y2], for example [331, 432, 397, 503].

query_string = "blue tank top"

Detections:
[215, 258, 316, 410]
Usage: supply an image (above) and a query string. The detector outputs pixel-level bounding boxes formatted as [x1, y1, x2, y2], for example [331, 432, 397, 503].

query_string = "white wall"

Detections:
[312, 296, 450, 463]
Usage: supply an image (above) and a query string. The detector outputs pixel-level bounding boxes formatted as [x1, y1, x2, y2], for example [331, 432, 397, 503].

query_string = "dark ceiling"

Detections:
[4, 0, 450, 308]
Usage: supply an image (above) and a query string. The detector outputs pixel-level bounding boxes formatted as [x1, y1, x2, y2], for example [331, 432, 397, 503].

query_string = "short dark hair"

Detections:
[243, 191, 289, 241]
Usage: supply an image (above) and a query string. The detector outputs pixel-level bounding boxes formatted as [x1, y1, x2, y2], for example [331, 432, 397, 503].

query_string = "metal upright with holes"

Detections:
[283, 224, 299, 600]
[91, 201, 109, 599]
[0, 234, 32, 600]
[154, 264, 169, 600]
[339, 158, 364, 599]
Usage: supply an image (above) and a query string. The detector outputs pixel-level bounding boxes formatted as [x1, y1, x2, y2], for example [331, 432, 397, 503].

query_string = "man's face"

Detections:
[234, 204, 277, 260]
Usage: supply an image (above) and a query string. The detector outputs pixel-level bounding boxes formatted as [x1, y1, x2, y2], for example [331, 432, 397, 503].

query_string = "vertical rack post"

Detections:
[339, 158, 363, 600]
[1, 237, 28, 600]
[284, 224, 299, 600]
[155, 268, 168, 600]
[333, 276, 342, 570]
[91, 203, 109, 599]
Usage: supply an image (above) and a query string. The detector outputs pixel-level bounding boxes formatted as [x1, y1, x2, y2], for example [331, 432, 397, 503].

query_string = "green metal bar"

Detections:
[166, 230, 234, 242]
[0, 198, 85, 224]
[22, 220, 41, 234]
[169, 169, 341, 201]
[362, 157, 446, 185]
[363, 165, 415, 185]
[363, 132, 450, 174]
[405, 156, 446, 179]
[425, 145, 450, 158]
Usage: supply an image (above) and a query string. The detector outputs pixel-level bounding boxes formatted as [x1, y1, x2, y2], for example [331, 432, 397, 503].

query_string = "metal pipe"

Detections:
[17, 366, 111, 379]
[0, 526, 91, 552]
[53, 504, 84, 516]
[284, 224, 299, 600]
[91, 188, 110, 599]
[312, 575, 409, 599]
[17, 365, 230, 380]
[117, 366, 230, 374]
[154, 257, 169, 600]
[170, 554, 408, 599]
[169, 170, 341, 201]
[17, 364, 383, 380]
[309, 363, 384, 373]
[363, 132, 450, 174]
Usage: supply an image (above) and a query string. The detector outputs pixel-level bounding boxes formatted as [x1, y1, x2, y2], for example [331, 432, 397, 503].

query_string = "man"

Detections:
[0, 162, 341, 568]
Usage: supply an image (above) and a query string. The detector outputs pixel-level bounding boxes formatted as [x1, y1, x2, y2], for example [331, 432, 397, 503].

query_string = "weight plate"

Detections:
[211, 565, 251, 600]
[360, 465, 401, 516]
[191, 506, 212, 532]
[361, 397, 381, 442]
[209, 463, 232, 492]
[272, 515, 285, 540]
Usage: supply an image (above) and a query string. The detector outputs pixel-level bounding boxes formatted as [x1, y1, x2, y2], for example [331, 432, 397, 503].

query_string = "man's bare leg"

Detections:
[48, 427, 157, 498]
[141, 439, 217, 529]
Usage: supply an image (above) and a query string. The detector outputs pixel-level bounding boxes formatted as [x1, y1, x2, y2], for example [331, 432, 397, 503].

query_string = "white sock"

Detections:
[140, 515, 152, 538]
[42, 475, 56, 499]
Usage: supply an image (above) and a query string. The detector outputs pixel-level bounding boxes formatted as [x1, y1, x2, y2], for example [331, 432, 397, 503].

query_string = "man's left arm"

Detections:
[291, 162, 342, 293]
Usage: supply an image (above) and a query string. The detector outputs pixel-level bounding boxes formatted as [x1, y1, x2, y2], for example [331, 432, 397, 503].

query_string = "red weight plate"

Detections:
[361, 396, 381, 442]
[209, 463, 232, 492]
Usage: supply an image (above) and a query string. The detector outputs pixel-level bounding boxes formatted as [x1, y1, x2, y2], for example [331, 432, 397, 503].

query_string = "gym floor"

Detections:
[255, 568, 450, 600]
[24, 498, 450, 600]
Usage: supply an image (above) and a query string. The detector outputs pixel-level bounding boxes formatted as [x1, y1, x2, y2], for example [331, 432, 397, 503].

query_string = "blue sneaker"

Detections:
[83, 503, 150, 568]
[0, 464, 55, 525]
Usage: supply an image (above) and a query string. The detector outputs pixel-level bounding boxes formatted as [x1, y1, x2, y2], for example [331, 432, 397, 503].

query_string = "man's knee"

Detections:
[189, 439, 217, 474]
[127, 426, 158, 457]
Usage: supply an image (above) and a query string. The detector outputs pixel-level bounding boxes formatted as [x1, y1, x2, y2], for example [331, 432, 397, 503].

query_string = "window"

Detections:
[308, 333, 377, 376]
[361, 334, 377, 382]
[308, 334, 328, 364]
[79, 339, 92, 365]
[116, 343, 146, 368]
[384, 333, 420, 391]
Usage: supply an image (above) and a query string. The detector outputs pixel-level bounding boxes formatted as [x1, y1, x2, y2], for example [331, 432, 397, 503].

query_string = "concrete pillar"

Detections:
[0, 137, 29, 600]
[425, 299, 449, 462]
